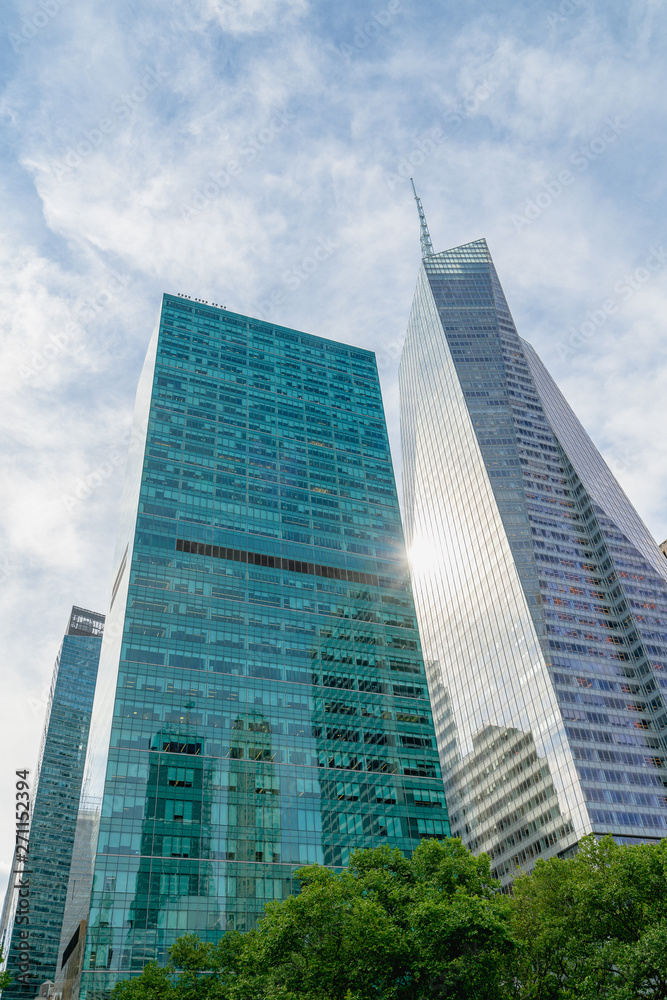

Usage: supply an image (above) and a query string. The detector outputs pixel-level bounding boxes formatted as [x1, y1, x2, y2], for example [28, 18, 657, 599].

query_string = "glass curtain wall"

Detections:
[68, 297, 446, 997]
[400, 240, 667, 884]
[2, 608, 104, 999]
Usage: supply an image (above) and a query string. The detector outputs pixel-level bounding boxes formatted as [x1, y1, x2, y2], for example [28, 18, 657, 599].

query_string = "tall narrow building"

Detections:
[1, 607, 104, 999]
[63, 297, 446, 997]
[399, 220, 667, 884]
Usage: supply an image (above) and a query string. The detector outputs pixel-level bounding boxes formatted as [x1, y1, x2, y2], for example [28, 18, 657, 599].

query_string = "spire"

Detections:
[410, 178, 434, 259]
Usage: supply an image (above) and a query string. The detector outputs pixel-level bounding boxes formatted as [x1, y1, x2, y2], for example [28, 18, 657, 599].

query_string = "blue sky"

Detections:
[1, 0, 667, 892]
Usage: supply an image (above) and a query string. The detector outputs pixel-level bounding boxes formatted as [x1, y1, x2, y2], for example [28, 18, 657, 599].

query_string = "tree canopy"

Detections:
[512, 834, 667, 1000]
[0, 948, 11, 992]
[112, 834, 667, 1000]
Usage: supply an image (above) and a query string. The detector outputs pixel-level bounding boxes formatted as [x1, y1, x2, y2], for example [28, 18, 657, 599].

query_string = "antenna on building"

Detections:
[410, 178, 434, 259]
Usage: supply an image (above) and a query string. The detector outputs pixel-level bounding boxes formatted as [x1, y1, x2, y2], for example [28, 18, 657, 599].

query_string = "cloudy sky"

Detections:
[1, 0, 667, 893]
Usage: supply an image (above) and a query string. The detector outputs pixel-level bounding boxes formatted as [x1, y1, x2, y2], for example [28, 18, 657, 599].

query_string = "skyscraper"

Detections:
[400, 221, 667, 884]
[1, 607, 104, 999]
[64, 296, 447, 997]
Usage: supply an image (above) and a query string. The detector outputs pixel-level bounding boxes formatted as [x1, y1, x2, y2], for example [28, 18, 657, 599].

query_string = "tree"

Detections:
[0, 947, 11, 992]
[112, 933, 244, 1000]
[113, 834, 667, 1000]
[112, 838, 514, 1000]
[510, 834, 667, 1000]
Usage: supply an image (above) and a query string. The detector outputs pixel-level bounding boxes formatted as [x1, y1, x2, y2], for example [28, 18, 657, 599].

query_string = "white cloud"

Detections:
[197, 0, 308, 36]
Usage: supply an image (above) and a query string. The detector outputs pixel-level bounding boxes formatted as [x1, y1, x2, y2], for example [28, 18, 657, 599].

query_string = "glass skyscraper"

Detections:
[63, 296, 446, 997]
[1, 607, 104, 999]
[400, 235, 667, 884]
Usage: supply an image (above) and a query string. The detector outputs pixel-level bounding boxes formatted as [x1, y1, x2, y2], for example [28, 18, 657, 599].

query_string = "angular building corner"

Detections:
[57, 295, 448, 998]
[399, 236, 667, 883]
[0, 607, 104, 1000]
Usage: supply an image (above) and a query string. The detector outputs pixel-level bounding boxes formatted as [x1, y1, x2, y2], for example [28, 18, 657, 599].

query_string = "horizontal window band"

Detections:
[176, 538, 388, 587]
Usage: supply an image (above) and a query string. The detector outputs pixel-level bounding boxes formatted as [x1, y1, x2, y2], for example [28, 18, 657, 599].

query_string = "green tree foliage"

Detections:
[113, 838, 513, 1000]
[0, 947, 11, 992]
[112, 834, 667, 1000]
[510, 833, 667, 1000]
[244, 838, 514, 1000]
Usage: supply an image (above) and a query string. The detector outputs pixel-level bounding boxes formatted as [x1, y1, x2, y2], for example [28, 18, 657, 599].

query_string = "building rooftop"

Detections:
[66, 606, 105, 638]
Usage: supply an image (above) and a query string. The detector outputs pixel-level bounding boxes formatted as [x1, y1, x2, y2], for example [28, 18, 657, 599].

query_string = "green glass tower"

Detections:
[1, 607, 104, 1000]
[64, 297, 447, 997]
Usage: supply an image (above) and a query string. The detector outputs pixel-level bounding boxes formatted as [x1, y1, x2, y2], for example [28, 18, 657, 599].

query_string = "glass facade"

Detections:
[1, 607, 104, 999]
[65, 296, 446, 997]
[400, 239, 667, 884]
